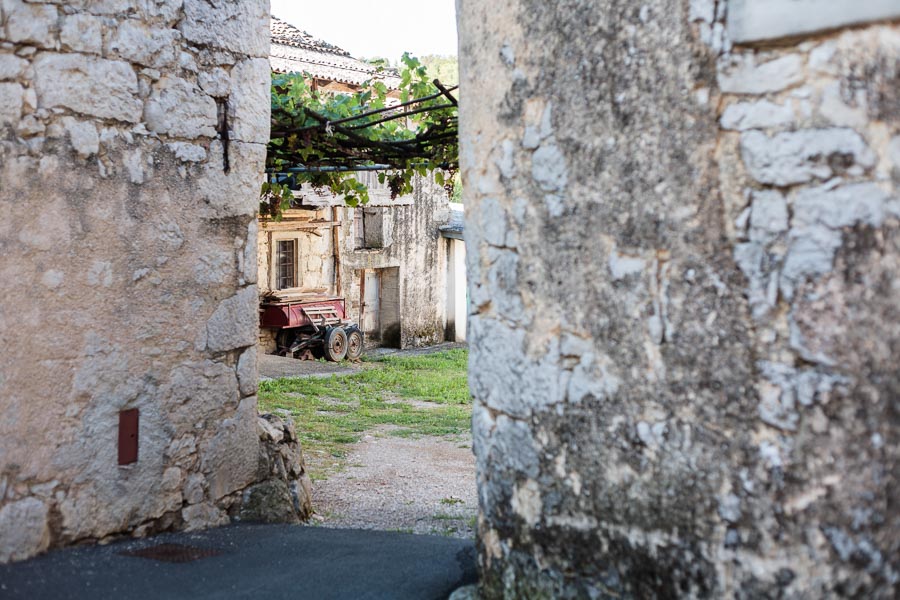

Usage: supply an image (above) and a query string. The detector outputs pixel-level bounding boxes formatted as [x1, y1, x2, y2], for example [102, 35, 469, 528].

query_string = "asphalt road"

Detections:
[0, 524, 477, 600]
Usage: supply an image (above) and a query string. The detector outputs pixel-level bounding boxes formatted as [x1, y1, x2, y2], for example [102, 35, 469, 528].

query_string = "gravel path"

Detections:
[310, 428, 477, 540]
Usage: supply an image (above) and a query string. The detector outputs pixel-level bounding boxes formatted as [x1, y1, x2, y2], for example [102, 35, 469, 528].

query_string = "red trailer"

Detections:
[260, 294, 363, 361]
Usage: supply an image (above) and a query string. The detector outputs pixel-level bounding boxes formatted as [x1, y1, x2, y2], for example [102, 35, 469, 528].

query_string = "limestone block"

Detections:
[144, 75, 217, 138]
[720, 100, 794, 131]
[237, 345, 257, 397]
[166, 141, 207, 162]
[107, 19, 179, 69]
[819, 81, 868, 129]
[59, 13, 102, 54]
[32, 53, 142, 122]
[727, 0, 900, 44]
[717, 55, 804, 95]
[206, 285, 258, 352]
[0, 82, 23, 126]
[228, 58, 270, 144]
[0, 53, 28, 80]
[5, 0, 57, 47]
[200, 396, 259, 500]
[180, 0, 270, 58]
[740, 128, 876, 186]
[197, 140, 266, 217]
[0, 498, 50, 562]
[199, 67, 230, 97]
[181, 502, 229, 531]
[791, 183, 892, 230]
[60, 117, 99, 157]
[748, 190, 788, 242]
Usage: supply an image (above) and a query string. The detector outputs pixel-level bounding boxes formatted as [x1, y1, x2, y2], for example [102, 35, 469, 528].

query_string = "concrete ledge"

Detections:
[728, 0, 900, 44]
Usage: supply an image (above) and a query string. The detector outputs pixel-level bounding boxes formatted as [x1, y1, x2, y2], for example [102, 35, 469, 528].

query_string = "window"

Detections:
[275, 239, 297, 290]
[354, 207, 389, 249]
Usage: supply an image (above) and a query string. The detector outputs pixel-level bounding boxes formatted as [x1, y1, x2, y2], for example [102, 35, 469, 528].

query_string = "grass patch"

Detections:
[259, 349, 470, 479]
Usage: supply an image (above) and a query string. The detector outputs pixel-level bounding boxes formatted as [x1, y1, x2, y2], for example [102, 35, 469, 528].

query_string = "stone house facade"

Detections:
[259, 18, 466, 351]
[459, 0, 900, 597]
[0, 0, 274, 563]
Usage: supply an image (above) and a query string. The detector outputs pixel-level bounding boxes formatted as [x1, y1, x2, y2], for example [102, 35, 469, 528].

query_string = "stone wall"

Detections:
[0, 0, 270, 562]
[459, 0, 898, 597]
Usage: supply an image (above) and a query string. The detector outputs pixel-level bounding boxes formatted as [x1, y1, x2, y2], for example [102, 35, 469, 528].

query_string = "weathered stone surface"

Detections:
[749, 190, 788, 242]
[205, 286, 258, 352]
[0, 0, 267, 565]
[0, 499, 50, 562]
[238, 480, 300, 524]
[718, 54, 804, 95]
[740, 128, 876, 186]
[237, 345, 258, 397]
[228, 58, 270, 144]
[0, 53, 28, 80]
[107, 20, 180, 68]
[728, 0, 900, 44]
[200, 397, 259, 500]
[144, 75, 217, 138]
[0, 82, 23, 126]
[180, 0, 270, 58]
[720, 100, 794, 131]
[459, 1, 899, 597]
[59, 14, 102, 54]
[32, 53, 142, 122]
[5, 0, 57, 47]
[61, 117, 99, 158]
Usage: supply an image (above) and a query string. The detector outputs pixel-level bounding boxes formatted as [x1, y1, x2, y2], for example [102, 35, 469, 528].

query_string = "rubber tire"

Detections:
[346, 327, 364, 361]
[323, 327, 348, 362]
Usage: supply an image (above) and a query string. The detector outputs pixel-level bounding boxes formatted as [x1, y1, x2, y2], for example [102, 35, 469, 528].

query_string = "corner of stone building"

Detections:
[0, 0, 275, 563]
[458, 0, 899, 597]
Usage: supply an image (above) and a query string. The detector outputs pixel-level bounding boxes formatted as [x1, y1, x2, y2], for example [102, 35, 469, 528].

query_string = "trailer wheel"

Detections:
[323, 327, 348, 362]
[346, 328, 364, 361]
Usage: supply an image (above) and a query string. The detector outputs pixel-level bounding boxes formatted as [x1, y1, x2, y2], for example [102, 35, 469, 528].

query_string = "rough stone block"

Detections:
[740, 128, 876, 186]
[236, 345, 257, 397]
[59, 13, 102, 54]
[0, 498, 50, 563]
[179, 0, 270, 58]
[792, 183, 891, 230]
[206, 285, 258, 353]
[0, 82, 23, 126]
[728, 0, 900, 44]
[61, 117, 99, 158]
[749, 190, 788, 242]
[717, 55, 804, 95]
[33, 53, 142, 122]
[5, 0, 57, 47]
[107, 19, 180, 68]
[721, 100, 794, 131]
[144, 75, 217, 138]
[0, 53, 28, 80]
[228, 58, 270, 144]
[200, 397, 259, 501]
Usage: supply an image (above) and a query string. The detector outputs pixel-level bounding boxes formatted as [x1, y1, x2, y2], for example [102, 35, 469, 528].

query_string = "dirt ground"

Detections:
[259, 343, 476, 540]
[310, 428, 477, 539]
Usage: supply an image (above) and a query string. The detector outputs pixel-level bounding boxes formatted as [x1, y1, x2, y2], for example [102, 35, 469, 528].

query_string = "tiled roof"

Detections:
[270, 16, 400, 88]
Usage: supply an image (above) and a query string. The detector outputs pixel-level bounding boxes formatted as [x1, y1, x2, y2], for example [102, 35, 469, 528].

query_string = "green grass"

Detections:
[259, 349, 470, 479]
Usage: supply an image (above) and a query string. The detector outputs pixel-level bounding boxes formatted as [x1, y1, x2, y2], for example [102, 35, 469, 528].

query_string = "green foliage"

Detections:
[258, 349, 470, 480]
[265, 53, 458, 218]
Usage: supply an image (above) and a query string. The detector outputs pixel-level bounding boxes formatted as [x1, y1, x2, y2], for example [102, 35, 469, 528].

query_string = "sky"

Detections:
[270, 0, 459, 61]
